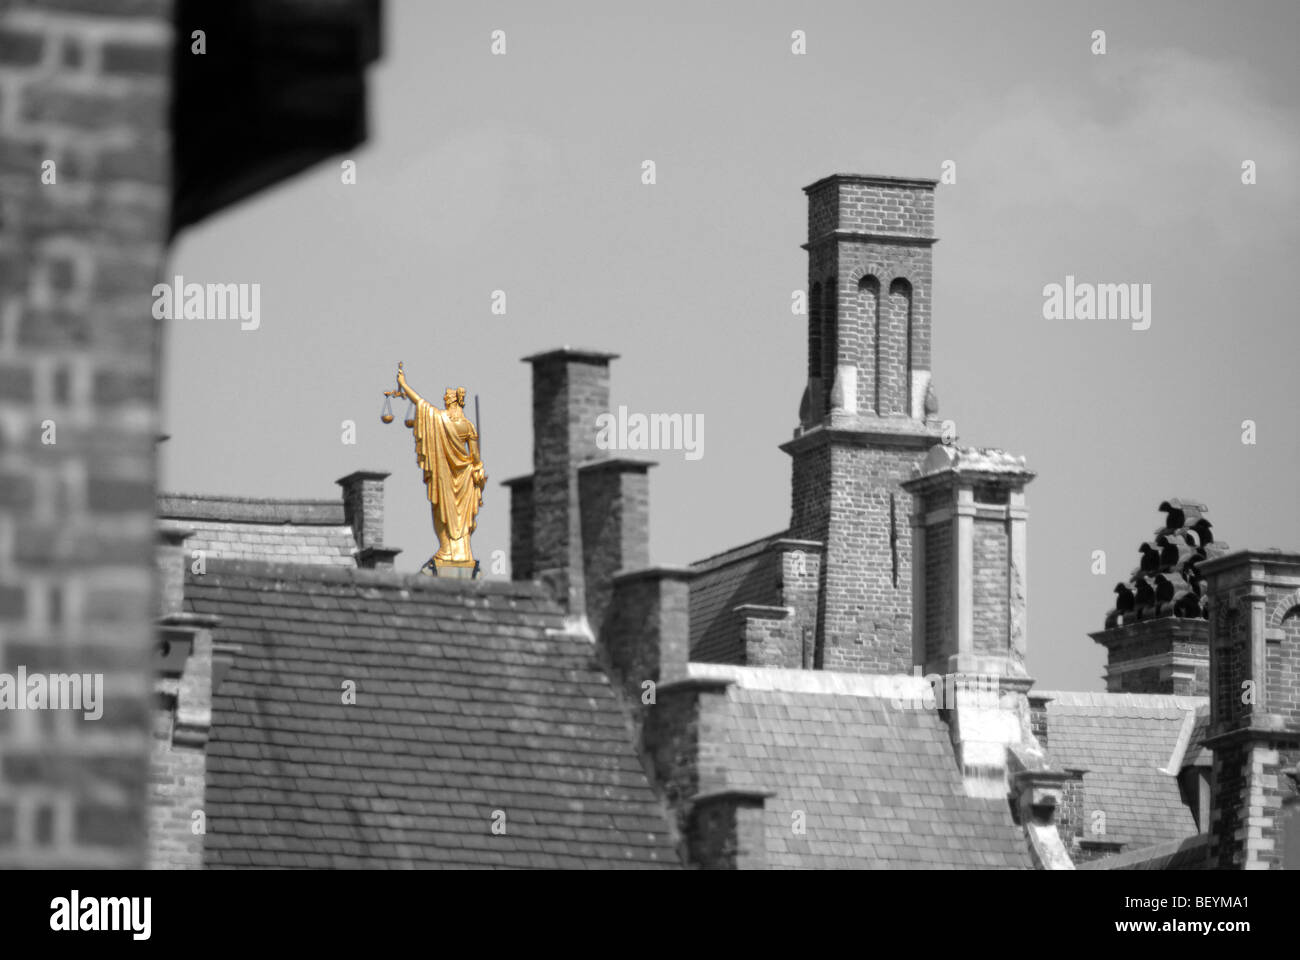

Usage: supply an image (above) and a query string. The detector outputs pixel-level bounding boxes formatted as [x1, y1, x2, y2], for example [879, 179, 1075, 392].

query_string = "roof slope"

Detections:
[186, 561, 680, 868]
[689, 533, 783, 662]
[1038, 691, 1202, 850]
[689, 665, 1032, 869]
[160, 493, 357, 567]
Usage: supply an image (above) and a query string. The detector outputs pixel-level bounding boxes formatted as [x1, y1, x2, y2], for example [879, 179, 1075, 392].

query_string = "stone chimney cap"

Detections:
[521, 347, 619, 365]
[335, 470, 390, 486]
[803, 173, 939, 193]
[905, 444, 1034, 483]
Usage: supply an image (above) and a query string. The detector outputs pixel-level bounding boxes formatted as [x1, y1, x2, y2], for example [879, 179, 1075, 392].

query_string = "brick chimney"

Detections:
[900, 444, 1035, 679]
[579, 458, 653, 635]
[336, 470, 399, 569]
[783, 174, 945, 674]
[507, 348, 655, 636]
[1200, 549, 1300, 869]
[1090, 499, 1220, 696]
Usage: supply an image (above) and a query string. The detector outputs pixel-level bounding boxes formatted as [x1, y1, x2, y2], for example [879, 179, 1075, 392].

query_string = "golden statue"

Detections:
[388, 363, 487, 575]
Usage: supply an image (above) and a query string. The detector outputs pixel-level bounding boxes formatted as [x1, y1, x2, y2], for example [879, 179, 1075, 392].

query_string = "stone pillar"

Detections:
[1009, 487, 1029, 665]
[955, 483, 975, 667]
[900, 443, 1036, 677]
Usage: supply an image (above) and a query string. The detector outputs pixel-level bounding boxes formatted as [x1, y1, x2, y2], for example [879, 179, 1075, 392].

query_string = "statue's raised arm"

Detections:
[396, 362, 426, 408]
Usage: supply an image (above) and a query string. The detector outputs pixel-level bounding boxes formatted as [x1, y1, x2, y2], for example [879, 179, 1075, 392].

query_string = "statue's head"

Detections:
[444, 387, 467, 408]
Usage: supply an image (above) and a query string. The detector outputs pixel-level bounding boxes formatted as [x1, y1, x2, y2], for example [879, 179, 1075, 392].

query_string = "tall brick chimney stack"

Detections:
[1200, 549, 1300, 869]
[784, 174, 945, 673]
[507, 349, 654, 635]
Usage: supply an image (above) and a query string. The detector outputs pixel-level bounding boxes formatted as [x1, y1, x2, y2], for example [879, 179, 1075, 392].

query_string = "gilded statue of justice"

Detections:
[382, 362, 487, 577]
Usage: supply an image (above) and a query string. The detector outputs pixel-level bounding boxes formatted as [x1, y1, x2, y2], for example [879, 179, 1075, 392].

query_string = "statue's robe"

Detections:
[412, 399, 482, 563]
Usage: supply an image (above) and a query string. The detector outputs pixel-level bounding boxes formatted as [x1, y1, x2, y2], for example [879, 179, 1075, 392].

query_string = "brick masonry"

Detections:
[148, 614, 212, 869]
[1092, 618, 1210, 696]
[788, 438, 929, 673]
[0, 0, 172, 868]
[802, 176, 936, 424]
[924, 521, 952, 664]
[973, 518, 1009, 657]
[336, 470, 388, 552]
[603, 567, 692, 737]
[786, 176, 944, 675]
[1090, 501, 1221, 696]
[159, 520, 358, 567]
[505, 475, 534, 580]
[580, 460, 651, 637]
[689, 535, 781, 664]
[1202, 551, 1300, 869]
[522, 349, 616, 620]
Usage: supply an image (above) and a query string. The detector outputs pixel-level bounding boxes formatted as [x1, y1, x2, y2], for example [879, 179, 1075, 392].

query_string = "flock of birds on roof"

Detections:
[1104, 499, 1229, 629]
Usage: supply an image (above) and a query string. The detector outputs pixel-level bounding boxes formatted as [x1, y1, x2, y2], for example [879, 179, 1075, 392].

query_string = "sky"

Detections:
[160, 0, 1300, 691]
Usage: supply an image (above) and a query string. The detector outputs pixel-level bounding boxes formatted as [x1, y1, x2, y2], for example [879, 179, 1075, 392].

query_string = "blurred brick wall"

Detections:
[0, 0, 171, 867]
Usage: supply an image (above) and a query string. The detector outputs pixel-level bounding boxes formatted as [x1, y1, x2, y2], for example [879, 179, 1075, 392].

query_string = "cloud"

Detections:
[956, 48, 1299, 242]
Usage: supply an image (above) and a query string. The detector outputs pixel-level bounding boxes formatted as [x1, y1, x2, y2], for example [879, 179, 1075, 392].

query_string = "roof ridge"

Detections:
[159, 492, 347, 526]
[686, 663, 933, 699]
[690, 531, 787, 571]
[160, 491, 340, 506]
[191, 558, 562, 601]
[1035, 690, 1207, 711]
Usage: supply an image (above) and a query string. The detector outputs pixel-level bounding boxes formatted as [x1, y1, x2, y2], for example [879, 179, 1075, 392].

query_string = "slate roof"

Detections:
[160, 493, 358, 567]
[686, 665, 1033, 869]
[689, 533, 783, 662]
[186, 560, 680, 868]
[1038, 690, 1203, 850]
